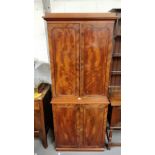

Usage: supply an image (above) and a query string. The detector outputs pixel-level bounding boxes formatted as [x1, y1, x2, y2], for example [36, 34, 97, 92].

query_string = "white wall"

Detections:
[50, 0, 121, 13]
[34, 0, 49, 63]
[34, 0, 121, 63]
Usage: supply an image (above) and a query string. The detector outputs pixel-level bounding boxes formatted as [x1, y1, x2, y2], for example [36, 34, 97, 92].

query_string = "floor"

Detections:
[34, 130, 121, 155]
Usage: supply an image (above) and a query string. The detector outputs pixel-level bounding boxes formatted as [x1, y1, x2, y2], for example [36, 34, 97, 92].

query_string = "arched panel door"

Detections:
[47, 23, 80, 97]
[80, 21, 114, 96]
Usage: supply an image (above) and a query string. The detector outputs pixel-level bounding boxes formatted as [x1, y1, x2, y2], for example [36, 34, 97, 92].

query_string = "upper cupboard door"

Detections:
[80, 21, 114, 96]
[47, 24, 80, 96]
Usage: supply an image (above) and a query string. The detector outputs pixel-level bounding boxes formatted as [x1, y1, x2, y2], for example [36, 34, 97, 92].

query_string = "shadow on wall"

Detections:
[34, 59, 51, 87]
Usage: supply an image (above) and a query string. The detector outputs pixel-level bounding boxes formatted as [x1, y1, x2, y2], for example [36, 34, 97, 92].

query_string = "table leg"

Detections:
[108, 129, 112, 150]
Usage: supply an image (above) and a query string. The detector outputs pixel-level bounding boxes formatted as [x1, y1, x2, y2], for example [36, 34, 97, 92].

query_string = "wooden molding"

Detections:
[43, 13, 117, 21]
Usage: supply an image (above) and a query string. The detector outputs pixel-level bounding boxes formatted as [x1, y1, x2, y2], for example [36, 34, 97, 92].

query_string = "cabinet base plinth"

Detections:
[56, 147, 105, 151]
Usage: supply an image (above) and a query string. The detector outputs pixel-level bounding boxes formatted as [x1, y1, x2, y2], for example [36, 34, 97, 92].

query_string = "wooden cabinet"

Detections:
[109, 9, 121, 91]
[44, 13, 117, 151]
[107, 93, 121, 149]
[34, 84, 52, 148]
[107, 9, 121, 149]
[52, 96, 109, 150]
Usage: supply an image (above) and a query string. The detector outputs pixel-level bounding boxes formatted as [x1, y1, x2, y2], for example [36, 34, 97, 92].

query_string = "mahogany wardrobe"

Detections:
[43, 13, 117, 151]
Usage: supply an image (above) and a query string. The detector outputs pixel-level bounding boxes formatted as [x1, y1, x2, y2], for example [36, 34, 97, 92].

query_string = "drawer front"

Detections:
[111, 106, 121, 127]
[34, 110, 41, 131]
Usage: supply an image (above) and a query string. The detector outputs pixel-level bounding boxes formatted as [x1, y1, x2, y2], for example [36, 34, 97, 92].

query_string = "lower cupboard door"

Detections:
[83, 104, 107, 147]
[53, 104, 80, 148]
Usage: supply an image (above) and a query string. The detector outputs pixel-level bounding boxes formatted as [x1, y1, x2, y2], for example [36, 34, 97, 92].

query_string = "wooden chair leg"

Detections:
[42, 138, 48, 148]
[41, 131, 48, 148]
[108, 129, 112, 150]
[106, 128, 109, 149]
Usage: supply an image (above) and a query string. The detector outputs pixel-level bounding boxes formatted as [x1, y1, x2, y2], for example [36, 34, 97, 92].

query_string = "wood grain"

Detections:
[80, 21, 114, 96]
[52, 96, 109, 104]
[52, 104, 80, 148]
[44, 13, 116, 150]
[52, 97, 109, 149]
[48, 24, 80, 96]
[83, 104, 105, 147]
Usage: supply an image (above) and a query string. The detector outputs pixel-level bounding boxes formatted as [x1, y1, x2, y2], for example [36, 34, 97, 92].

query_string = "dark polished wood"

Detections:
[53, 104, 79, 148]
[52, 96, 109, 150]
[107, 87, 121, 149]
[107, 103, 121, 149]
[108, 91, 121, 127]
[107, 86, 121, 149]
[45, 15, 116, 98]
[83, 104, 107, 148]
[109, 9, 121, 89]
[44, 13, 116, 151]
[107, 9, 121, 149]
[47, 24, 80, 97]
[80, 21, 114, 96]
[34, 84, 52, 148]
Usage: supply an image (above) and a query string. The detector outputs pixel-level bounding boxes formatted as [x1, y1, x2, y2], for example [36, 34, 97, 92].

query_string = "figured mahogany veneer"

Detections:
[43, 13, 116, 151]
[80, 22, 113, 96]
[45, 20, 116, 97]
[52, 96, 109, 150]
[47, 23, 80, 96]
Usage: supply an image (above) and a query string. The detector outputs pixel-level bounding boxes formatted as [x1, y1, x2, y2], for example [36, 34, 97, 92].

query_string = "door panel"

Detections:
[48, 24, 80, 96]
[53, 104, 80, 148]
[83, 104, 107, 147]
[80, 22, 114, 96]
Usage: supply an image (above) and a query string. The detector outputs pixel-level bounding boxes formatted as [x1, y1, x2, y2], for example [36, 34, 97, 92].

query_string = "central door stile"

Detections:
[79, 23, 83, 97]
